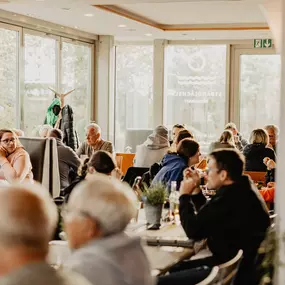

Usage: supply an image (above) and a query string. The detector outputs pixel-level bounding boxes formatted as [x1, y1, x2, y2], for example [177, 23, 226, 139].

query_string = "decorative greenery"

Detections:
[142, 183, 168, 206]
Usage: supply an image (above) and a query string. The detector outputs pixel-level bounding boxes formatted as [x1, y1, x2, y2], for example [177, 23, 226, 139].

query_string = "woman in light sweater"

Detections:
[0, 129, 33, 183]
[134, 126, 170, 168]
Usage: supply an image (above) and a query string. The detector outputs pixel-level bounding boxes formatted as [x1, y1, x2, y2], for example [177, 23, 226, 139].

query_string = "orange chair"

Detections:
[244, 171, 267, 186]
[116, 153, 136, 175]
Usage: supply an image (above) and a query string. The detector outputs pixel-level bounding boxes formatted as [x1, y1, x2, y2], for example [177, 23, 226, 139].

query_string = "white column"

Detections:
[95, 35, 115, 141]
[261, 1, 285, 283]
[153, 39, 167, 127]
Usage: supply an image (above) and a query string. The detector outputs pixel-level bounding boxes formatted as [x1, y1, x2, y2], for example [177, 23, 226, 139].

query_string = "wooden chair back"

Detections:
[197, 267, 220, 285]
[218, 250, 243, 285]
[244, 171, 267, 186]
[116, 153, 135, 175]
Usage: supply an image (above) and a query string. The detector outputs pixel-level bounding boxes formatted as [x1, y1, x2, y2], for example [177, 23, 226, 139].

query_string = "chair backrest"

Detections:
[19, 137, 60, 198]
[196, 267, 220, 285]
[116, 153, 136, 175]
[122, 166, 149, 187]
[244, 171, 267, 186]
[218, 250, 243, 285]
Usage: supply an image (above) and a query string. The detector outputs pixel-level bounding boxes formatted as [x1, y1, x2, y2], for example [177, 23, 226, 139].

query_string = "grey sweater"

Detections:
[64, 233, 154, 285]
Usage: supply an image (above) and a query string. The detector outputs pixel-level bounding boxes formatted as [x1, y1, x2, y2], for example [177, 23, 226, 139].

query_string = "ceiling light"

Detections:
[118, 24, 126, 28]
[74, 26, 78, 29]
[84, 13, 94, 17]
[145, 33, 152, 37]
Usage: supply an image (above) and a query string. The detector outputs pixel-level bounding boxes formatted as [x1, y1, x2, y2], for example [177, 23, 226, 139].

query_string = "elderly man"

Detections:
[48, 128, 80, 190]
[63, 175, 153, 285]
[264, 124, 279, 152]
[0, 183, 91, 285]
[76, 123, 114, 158]
[225, 122, 248, 151]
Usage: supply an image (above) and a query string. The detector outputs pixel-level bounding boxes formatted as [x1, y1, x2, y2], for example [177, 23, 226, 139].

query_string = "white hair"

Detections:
[39, 124, 52, 137]
[68, 175, 137, 236]
[86, 123, 101, 134]
[0, 183, 58, 250]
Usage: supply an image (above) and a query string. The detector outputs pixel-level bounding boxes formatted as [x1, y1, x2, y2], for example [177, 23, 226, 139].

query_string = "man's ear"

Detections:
[219, 169, 228, 181]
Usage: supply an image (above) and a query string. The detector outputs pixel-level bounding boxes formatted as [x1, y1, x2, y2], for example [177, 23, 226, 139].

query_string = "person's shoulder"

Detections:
[58, 268, 92, 285]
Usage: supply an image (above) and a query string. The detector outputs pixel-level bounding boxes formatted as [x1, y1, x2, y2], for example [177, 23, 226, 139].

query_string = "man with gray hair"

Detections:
[63, 175, 153, 285]
[264, 124, 279, 152]
[0, 183, 91, 285]
[76, 123, 114, 158]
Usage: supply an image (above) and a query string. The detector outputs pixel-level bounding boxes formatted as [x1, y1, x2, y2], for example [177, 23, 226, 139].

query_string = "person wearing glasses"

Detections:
[0, 129, 33, 184]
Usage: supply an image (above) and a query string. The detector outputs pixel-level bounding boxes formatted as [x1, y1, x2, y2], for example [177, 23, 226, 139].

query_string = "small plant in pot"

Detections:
[142, 183, 167, 230]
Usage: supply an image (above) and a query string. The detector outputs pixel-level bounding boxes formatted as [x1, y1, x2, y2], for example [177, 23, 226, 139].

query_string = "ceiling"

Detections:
[0, 0, 272, 41]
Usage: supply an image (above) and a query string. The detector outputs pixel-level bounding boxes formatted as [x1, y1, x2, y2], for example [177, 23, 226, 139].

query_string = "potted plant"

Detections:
[142, 183, 167, 229]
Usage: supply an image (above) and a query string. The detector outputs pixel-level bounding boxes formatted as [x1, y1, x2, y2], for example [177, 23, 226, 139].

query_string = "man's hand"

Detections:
[180, 168, 201, 196]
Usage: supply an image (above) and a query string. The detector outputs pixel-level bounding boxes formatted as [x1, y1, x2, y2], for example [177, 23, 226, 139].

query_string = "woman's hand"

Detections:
[267, 159, 276, 170]
[180, 168, 201, 196]
[263, 157, 270, 166]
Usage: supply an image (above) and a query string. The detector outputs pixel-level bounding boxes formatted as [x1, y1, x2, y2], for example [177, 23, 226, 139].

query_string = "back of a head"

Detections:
[249, 128, 268, 145]
[0, 184, 58, 253]
[209, 149, 244, 182]
[49, 128, 63, 141]
[173, 124, 185, 130]
[68, 175, 136, 236]
[219, 130, 234, 144]
[154, 125, 169, 141]
[176, 130, 194, 144]
[89, 151, 116, 174]
[225, 122, 237, 130]
[177, 138, 199, 159]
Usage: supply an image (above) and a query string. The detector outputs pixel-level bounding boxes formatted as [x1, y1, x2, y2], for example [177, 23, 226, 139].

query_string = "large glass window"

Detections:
[0, 27, 18, 129]
[115, 45, 154, 152]
[61, 41, 92, 143]
[23, 33, 57, 136]
[239, 54, 281, 139]
[165, 45, 227, 153]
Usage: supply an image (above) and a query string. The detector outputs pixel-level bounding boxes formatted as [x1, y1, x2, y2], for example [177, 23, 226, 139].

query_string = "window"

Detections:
[239, 54, 281, 139]
[0, 27, 18, 129]
[23, 33, 57, 136]
[115, 45, 154, 152]
[165, 45, 227, 153]
[61, 40, 92, 142]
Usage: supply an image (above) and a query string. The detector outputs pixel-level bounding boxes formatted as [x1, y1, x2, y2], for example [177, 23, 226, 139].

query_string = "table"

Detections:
[48, 210, 194, 276]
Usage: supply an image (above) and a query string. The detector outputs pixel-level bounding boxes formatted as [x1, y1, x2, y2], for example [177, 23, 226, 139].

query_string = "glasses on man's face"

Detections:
[1, 138, 16, 145]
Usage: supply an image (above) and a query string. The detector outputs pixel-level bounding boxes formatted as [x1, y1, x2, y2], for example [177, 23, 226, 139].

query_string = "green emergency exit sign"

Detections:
[254, 39, 272, 48]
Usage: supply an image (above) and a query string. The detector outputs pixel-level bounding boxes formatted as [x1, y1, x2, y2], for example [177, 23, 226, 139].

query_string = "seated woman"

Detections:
[208, 130, 236, 153]
[0, 129, 33, 184]
[62, 150, 121, 201]
[243, 128, 275, 171]
[151, 138, 200, 192]
[134, 126, 169, 168]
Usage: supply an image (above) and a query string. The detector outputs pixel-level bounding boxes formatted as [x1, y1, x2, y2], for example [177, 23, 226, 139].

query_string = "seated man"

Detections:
[76, 123, 114, 158]
[48, 129, 81, 190]
[158, 149, 270, 285]
[225, 122, 248, 151]
[0, 183, 90, 285]
[63, 175, 154, 285]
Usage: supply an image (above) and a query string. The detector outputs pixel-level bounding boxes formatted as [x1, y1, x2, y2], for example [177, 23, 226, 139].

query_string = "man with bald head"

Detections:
[76, 123, 114, 158]
[0, 184, 90, 285]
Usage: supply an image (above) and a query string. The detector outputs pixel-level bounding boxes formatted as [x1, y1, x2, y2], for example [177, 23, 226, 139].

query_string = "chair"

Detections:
[218, 249, 243, 285]
[116, 153, 136, 175]
[197, 267, 220, 285]
[19, 137, 60, 198]
[122, 167, 149, 187]
[244, 171, 267, 186]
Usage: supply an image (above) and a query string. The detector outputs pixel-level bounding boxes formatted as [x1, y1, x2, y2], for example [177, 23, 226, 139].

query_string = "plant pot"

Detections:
[144, 202, 163, 226]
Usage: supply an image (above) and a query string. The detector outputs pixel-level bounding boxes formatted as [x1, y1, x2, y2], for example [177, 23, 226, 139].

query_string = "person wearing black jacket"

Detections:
[158, 149, 270, 285]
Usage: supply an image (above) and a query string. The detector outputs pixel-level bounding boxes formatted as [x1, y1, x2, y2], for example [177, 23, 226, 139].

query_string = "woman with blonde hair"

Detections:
[243, 128, 275, 171]
[0, 129, 33, 183]
[208, 130, 236, 153]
